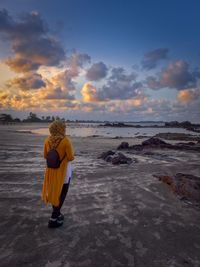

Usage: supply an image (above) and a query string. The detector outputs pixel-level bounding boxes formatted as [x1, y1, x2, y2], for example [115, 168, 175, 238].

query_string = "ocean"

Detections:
[30, 122, 198, 138]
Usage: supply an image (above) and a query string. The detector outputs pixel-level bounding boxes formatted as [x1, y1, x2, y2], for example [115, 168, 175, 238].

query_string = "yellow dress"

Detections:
[42, 136, 74, 206]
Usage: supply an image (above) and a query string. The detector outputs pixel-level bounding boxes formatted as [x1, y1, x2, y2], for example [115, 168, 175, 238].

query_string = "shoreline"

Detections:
[1, 123, 200, 140]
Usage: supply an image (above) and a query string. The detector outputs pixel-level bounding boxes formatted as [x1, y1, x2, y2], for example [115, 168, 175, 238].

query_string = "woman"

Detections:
[42, 120, 74, 228]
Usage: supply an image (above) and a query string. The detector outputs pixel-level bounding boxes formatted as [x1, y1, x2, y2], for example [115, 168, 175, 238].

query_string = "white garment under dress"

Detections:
[64, 161, 72, 184]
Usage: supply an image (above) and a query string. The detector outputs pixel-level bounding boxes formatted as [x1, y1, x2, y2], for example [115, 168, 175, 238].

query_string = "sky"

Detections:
[0, 0, 200, 122]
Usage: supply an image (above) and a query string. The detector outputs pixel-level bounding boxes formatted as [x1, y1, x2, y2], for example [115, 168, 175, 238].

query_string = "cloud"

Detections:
[78, 102, 106, 113]
[4, 50, 91, 101]
[100, 80, 142, 101]
[64, 52, 91, 80]
[82, 68, 142, 102]
[41, 52, 91, 99]
[43, 87, 75, 100]
[81, 83, 99, 102]
[98, 68, 142, 101]
[0, 88, 76, 111]
[110, 67, 137, 81]
[68, 52, 91, 70]
[7, 72, 45, 91]
[86, 62, 108, 81]
[35, 77, 75, 101]
[0, 90, 9, 100]
[104, 97, 147, 114]
[0, 9, 47, 37]
[177, 88, 200, 103]
[51, 69, 77, 92]
[0, 9, 65, 72]
[142, 48, 169, 70]
[147, 60, 199, 90]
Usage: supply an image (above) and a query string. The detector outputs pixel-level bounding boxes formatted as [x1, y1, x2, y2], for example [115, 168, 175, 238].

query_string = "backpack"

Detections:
[46, 139, 65, 168]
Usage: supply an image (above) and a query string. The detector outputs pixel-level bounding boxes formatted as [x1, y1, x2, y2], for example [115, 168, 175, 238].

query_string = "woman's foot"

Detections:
[48, 217, 63, 228]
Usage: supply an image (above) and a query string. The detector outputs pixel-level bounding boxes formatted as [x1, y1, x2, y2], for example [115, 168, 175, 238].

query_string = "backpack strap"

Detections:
[48, 137, 64, 150]
[56, 138, 66, 163]
[60, 153, 66, 163]
[55, 138, 64, 149]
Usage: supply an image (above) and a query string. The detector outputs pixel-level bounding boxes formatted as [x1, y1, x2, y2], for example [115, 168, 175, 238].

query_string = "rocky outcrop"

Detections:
[117, 142, 129, 149]
[117, 137, 200, 152]
[142, 137, 167, 146]
[154, 132, 200, 141]
[154, 173, 200, 203]
[111, 152, 133, 165]
[99, 150, 115, 160]
[186, 127, 200, 133]
[99, 150, 133, 165]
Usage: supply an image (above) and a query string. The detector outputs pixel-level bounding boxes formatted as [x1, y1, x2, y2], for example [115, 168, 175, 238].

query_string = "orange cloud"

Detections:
[177, 89, 200, 103]
[0, 87, 78, 111]
[127, 98, 144, 107]
[81, 82, 98, 102]
[0, 90, 9, 100]
[0, 62, 16, 88]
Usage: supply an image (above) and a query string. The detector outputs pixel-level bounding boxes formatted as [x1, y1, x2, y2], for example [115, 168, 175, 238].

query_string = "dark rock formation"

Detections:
[98, 150, 115, 160]
[185, 127, 200, 133]
[111, 152, 133, 165]
[117, 142, 129, 150]
[142, 137, 167, 146]
[99, 150, 133, 165]
[154, 173, 200, 203]
[117, 137, 200, 152]
[154, 132, 200, 141]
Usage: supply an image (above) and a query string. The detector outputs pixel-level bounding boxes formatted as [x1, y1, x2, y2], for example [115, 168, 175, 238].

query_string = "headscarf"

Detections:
[48, 120, 66, 149]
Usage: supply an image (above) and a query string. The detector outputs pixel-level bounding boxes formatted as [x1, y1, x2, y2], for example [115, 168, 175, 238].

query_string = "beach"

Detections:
[0, 123, 200, 267]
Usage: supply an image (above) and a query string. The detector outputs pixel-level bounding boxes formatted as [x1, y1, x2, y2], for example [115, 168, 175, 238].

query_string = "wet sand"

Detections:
[0, 124, 200, 267]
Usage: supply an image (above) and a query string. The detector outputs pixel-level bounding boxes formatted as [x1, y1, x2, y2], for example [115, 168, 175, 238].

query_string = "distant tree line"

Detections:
[164, 121, 192, 127]
[0, 112, 65, 123]
[0, 113, 110, 123]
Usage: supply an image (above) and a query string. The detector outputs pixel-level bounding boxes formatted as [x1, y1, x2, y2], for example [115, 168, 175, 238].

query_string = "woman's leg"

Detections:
[51, 179, 70, 217]
[58, 181, 70, 211]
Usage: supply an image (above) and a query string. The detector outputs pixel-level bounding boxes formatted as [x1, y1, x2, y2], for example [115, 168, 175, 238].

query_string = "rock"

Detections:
[186, 127, 200, 133]
[130, 144, 144, 151]
[111, 152, 132, 165]
[187, 142, 196, 146]
[154, 132, 200, 141]
[142, 137, 167, 146]
[117, 142, 129, 150]
[99, 150, 133, 165]
[98, 150, 115, 160]
[154, 173, 200, 203]
[105, 155, 113, 162]
[117, 137, 200, 152]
